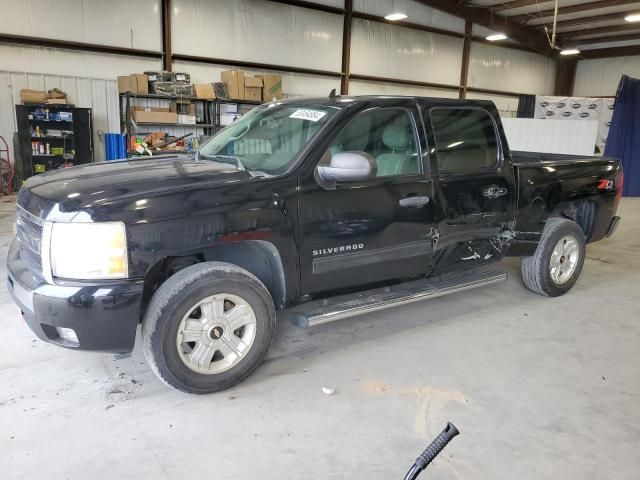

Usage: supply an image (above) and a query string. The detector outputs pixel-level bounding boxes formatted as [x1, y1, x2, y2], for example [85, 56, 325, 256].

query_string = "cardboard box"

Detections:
[118, 74, 149, 94]
[169, 100, 195, 115]
[118, 75, 137, 93]
[131, 74, 149, 95]
[194, 83, 216, 99]
[244, 77, 263, 102]
[256, 74, 283, 101]
[221, 70, 245, 100]
[21, 89, 48, 104]
[131, 109, 178, 124]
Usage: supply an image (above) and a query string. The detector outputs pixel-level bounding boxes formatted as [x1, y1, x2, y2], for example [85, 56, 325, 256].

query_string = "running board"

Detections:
[285, 270, 507, 329]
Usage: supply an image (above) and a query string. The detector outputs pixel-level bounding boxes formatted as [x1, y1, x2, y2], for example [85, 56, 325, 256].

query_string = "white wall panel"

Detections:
[354, 0, 465, 34]
[467, 43, 556, 95]
[574, 57, 640, 97]
[0, 44, 162, 79]
[350, 19, 463, 86]
[349, 79, 459, 98]
[502, 118, 598, 156]
[172, 61, 340, 97]
[0, 0, 161, 50]
[172, 0, 343, 72]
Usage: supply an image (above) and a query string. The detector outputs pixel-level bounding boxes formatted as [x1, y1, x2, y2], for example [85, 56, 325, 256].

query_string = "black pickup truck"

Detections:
[8, 96, 622, 393]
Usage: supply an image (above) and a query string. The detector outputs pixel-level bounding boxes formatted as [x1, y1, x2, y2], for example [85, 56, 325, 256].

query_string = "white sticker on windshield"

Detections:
[289, 109, 327, 122]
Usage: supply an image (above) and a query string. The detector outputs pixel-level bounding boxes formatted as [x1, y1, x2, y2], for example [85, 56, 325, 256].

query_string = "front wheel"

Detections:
[521, 217, 586, 297]
[142, 262, 276, 394]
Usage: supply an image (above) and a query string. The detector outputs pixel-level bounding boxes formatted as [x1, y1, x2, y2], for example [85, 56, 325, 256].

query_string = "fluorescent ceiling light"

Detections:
[560, 48, 580, 55]
[385, 12, 407, 21]
[447, 141, 463, 149]
[624, 13, 640, 22]
[486, 33, 507, 41]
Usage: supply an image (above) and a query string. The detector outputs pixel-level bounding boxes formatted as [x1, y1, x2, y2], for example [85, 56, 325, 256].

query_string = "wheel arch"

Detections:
[547, 199, 597, 241]
[141, 240, 287, 319]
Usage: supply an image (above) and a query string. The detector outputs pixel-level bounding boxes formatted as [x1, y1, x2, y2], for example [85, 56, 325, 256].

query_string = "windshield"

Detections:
[198, 103, 338, 175]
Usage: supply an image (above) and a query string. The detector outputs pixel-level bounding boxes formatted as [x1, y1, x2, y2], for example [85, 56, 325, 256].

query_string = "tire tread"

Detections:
[142, 262, 275, 394]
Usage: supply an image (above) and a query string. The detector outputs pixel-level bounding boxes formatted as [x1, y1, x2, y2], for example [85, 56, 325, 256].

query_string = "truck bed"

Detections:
[511, 151, 621, 245]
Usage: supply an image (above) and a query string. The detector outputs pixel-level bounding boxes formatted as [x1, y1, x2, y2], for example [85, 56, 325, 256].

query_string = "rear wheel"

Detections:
[142, 262, 276, 394]
[521, 217, 586, 297]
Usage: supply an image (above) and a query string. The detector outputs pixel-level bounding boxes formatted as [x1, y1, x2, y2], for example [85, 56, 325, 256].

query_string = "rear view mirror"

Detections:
[316, 151, 377, 184]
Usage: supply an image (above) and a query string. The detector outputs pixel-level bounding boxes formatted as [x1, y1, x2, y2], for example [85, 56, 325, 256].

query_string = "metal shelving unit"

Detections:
[15, 104, 93, 182]
[118, 92, 262, 153]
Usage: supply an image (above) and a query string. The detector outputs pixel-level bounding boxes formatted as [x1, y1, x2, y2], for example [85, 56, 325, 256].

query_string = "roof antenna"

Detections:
[329, 88, 337, 98]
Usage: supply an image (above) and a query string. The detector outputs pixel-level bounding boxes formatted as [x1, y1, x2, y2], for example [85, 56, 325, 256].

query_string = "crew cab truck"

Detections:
[7, 96, 623, 394]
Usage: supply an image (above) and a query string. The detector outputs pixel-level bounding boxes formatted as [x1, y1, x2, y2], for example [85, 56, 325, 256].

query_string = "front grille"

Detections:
[16, 206, 44, 276]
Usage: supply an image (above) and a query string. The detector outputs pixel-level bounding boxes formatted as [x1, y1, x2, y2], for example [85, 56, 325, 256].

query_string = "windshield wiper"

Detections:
[197, 153, 246, 171]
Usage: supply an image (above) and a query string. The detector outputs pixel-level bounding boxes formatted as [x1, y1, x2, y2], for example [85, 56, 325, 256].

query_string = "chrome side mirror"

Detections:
[316, 151, 377, 184]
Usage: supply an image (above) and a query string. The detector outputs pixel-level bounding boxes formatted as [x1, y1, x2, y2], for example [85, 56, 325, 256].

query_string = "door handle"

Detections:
[482, 185, 508, 199]
[399, 195, 430, 208]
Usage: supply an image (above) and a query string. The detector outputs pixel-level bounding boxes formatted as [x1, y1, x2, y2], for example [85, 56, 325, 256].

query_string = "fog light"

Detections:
[56, 327, 79, 344]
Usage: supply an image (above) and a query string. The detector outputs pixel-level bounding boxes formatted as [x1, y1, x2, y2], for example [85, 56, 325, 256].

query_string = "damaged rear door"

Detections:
[422, 104, 516, 270]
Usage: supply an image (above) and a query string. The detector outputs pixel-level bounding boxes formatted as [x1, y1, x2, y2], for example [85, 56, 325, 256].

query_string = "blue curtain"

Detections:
[605, 75, 640, 196]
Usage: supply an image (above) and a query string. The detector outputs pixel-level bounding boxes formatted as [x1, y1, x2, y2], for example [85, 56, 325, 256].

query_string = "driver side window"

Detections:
[326, 109, 421, 177]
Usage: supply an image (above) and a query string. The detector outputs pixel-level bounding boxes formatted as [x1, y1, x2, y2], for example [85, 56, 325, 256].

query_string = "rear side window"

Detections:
[429, 108, 499, 173]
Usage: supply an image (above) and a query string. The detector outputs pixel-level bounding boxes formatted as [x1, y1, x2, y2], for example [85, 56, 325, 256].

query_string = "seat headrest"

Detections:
[382, 124, 410, 150]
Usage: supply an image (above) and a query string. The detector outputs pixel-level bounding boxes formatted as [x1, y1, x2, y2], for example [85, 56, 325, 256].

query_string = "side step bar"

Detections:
[285, 270, 507, 329]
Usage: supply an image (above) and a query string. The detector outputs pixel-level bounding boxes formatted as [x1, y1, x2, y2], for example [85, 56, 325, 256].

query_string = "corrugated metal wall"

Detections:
[0, 0, 563, 166]
[0, 70, 120, 163]
[574, 56, 640, 97]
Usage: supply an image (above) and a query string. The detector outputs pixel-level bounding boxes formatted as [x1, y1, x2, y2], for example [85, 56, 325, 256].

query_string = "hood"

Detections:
[19, 155, 253, 219]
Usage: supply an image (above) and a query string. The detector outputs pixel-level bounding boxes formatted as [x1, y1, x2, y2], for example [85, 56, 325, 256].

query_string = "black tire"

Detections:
[521, 217, 586, 297]
[142, 262, 276, 394]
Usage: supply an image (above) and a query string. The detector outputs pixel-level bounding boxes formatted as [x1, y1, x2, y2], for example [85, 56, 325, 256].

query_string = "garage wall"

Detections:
[0, 44, 162, 163]
[350, 19, 464, 86]
[467, 43, 556, 96]
[574, 56, 640, 97]
[172, 0, 343, 72]
[0, 0, 162, 51]
[0, 0, 560, 165]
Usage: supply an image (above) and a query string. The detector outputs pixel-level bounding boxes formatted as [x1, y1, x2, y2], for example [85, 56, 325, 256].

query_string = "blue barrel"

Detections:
[105, 134, 127, 160]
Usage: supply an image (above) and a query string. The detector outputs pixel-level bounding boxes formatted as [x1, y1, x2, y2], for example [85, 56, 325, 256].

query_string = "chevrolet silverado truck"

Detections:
[7, 96, 623, 394]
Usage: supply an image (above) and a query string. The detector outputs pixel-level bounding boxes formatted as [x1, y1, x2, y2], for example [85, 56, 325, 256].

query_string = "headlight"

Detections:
[49, 222, 128, 280]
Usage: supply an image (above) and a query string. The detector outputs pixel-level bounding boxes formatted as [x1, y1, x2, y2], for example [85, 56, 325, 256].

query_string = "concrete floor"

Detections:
[0, 197, 638, 480]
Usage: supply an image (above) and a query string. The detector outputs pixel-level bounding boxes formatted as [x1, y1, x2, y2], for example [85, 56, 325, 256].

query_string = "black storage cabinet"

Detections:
[15, 104, 93, 184]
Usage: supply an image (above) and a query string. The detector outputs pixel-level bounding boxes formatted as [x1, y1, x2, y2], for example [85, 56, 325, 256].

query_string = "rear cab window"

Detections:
[428, 108, 500, 174]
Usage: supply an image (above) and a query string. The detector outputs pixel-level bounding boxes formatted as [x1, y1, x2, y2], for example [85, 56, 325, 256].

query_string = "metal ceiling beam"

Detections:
[512, 0, 640, 24]
[552, 11, 636, 29]
[489, 0, 543, 12]
[414, 0, 553, 54]
[562, 22, 640, 40]
[265, 0, 345, 15]
[575, 31, 640, 44]
[579, 44, 640, 58]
